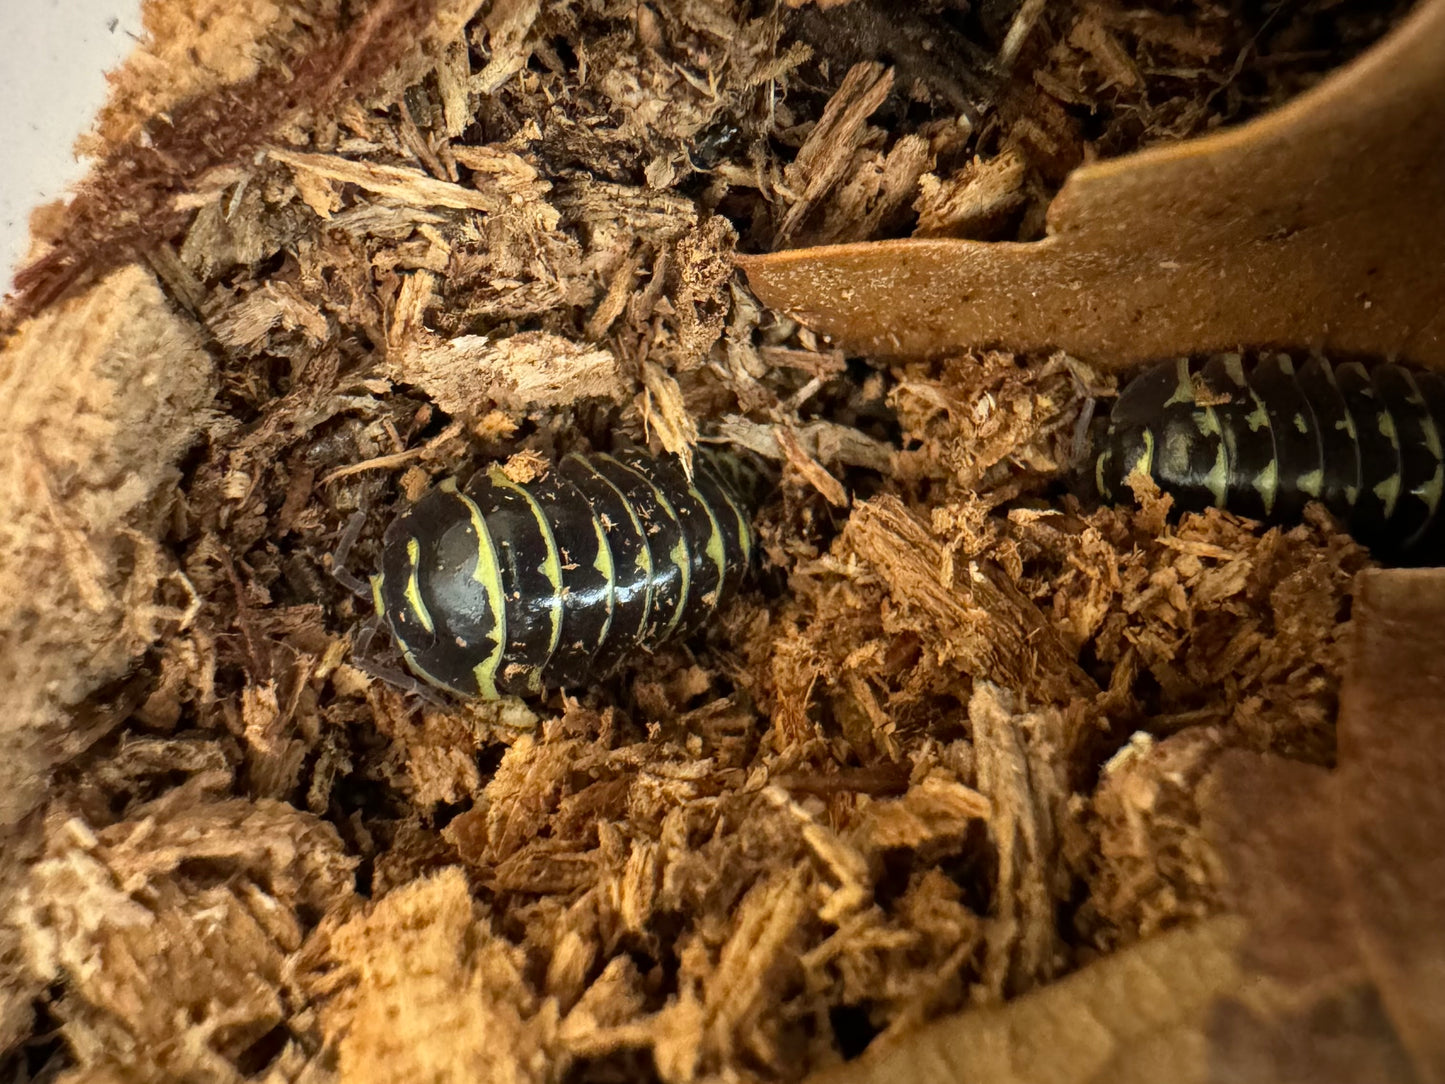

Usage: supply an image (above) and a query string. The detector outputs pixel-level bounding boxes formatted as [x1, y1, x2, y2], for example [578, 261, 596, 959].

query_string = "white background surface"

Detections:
[0, 0, 145, 297]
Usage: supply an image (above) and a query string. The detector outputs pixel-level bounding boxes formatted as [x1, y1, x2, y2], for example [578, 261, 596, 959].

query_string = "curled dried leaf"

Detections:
[740, 0, 1445, 367]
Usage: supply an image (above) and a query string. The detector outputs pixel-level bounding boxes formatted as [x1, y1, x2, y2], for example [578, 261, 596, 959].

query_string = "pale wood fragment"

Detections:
[270, 149, 503, 212]
[0, 265, 215, 830]
[846, 497, 1096, 702]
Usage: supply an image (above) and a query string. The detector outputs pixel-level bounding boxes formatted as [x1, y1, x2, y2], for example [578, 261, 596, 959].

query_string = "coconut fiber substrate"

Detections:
[2, 1, 1443, 1082]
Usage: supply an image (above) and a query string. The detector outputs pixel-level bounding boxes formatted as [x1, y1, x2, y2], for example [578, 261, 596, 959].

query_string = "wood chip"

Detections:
[778, 62, 895, 243]
[270, 149, 502, 212]
[846, 497, 1096, 702]
[391, 330, 626, 416]
[776, 426, 849, 506]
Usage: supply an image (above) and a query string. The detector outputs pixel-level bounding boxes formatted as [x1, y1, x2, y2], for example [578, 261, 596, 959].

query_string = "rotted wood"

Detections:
[805, 567, 1445, 1083]
[738, 0, 1445, 369]
[846, 497, 1095, 703]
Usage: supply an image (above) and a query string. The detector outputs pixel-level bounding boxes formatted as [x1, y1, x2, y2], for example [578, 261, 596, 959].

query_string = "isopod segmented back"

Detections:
[370, 448, 769, 699]
[1090, 353, 1445, 560]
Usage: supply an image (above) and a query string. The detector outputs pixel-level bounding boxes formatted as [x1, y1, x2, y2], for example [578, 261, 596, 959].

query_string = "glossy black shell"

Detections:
[371, 449, 765, 698]
[1090, 354, 1445, 560]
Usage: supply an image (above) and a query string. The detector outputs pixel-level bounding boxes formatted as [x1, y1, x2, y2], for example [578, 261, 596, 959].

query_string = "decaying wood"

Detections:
[844, 497, 1094, 702]
[3, 0, 480, 330]
[12, 777, 356, 1081]
[807, 567, 1445, 1084]
[739, 0, 1445, 368]
[306, 868, 553, 1084]
[1073, 729, 1229, 948]
[0, 266, 215, 831]
[968, 685, 1070, 1000]
[390, 326, 626, 416]
[775, 426, 849, 506]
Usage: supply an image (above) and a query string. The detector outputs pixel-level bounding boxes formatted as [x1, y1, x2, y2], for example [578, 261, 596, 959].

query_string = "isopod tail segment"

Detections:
[370, 447, 774, 700]
[1086, 352, 1445, 563]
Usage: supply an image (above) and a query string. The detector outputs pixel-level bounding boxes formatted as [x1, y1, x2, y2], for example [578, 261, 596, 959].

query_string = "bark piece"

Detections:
[970, 684, 1070, 1000]
[0, 265, 215, 829]
[777, 62, 895, 243]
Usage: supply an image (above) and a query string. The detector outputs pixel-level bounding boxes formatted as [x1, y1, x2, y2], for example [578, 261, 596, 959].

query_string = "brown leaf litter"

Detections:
[0, 0, 1429, 1081]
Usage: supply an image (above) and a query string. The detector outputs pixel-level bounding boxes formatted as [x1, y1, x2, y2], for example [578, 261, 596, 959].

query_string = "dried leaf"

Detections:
[1337, 569, 1445, 1075]
[740, 0, 1445, 367]
[805, 917, 1246, 1084]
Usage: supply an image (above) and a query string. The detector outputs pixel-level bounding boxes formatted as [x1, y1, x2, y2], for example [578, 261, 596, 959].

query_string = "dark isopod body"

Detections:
[370, 449, 767, 698]
[1090, 353, 1445, 560]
